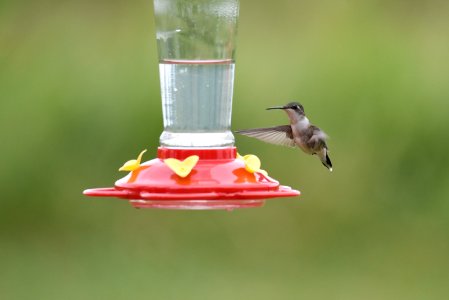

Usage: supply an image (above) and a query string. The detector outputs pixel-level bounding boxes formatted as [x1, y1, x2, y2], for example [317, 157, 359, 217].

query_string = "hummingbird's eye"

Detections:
[294, 105, 300, 110]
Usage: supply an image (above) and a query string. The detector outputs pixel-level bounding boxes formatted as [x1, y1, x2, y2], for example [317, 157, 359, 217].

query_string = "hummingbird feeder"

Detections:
[83, 0, 300, 210]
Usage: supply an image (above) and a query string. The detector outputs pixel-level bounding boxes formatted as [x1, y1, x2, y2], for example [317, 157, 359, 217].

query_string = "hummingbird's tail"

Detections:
[319, 148, 333, 172]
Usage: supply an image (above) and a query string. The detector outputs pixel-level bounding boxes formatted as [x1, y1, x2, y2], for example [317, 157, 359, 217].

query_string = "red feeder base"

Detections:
[84, 147, 300, 210]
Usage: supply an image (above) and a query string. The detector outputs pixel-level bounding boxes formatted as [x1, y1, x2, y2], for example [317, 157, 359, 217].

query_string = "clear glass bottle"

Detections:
[153, 0, 239, 147]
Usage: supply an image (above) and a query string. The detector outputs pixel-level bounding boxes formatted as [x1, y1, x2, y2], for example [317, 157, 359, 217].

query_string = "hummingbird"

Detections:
[236, 102, 333, 171]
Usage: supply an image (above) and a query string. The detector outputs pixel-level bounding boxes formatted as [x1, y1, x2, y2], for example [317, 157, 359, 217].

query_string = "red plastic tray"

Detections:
[84, 147, 300, 210]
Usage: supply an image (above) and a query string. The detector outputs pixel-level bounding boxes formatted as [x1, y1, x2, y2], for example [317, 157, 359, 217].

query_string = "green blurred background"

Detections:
[1, 0, 449, 299]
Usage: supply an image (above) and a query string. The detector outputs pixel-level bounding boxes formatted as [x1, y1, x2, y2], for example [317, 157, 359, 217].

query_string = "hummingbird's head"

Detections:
[267, 102, 305, 120]
[284, 102, 305, 115]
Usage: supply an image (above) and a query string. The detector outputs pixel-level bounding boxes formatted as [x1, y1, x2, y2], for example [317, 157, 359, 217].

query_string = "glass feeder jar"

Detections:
[154, 0, 239, 147]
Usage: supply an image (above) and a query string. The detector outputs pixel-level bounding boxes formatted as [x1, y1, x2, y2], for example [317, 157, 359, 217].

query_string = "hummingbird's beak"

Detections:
[266, 105, 286, 110]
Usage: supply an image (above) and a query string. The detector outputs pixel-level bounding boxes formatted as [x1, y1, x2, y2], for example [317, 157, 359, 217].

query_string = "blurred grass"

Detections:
[1, 0, 449, 299]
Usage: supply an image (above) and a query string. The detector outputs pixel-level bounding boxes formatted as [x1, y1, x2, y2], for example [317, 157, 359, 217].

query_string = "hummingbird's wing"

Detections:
[235, 125, 296, 147]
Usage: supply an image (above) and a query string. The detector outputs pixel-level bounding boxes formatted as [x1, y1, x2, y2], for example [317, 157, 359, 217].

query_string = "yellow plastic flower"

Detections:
[242, 154, 261, 173]
[119, 149, 147, 172]
[164, 155, 199, 178]
[237, 153, 269, 176]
